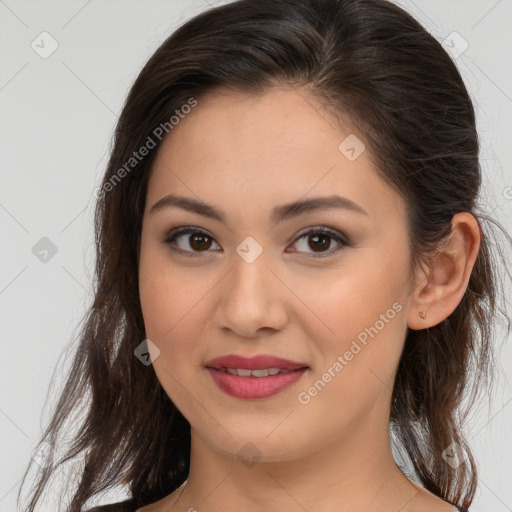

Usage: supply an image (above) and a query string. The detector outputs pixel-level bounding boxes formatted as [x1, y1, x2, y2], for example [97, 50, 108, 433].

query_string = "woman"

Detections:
[18, 0, 511, 511]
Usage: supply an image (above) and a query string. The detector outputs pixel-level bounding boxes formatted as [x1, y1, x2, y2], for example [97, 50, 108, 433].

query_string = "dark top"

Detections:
[87, 499, 136, 511]
[87, 499, 467, 511]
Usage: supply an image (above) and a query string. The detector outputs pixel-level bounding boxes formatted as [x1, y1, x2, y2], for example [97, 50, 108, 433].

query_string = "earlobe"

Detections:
[407, 212, 481, 331]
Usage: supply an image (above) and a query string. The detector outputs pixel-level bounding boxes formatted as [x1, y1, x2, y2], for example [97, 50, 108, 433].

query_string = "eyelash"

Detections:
[163, 226, 350, 259]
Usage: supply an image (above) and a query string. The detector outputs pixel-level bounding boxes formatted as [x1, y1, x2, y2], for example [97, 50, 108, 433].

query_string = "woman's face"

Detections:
[139, 85, 417, 463]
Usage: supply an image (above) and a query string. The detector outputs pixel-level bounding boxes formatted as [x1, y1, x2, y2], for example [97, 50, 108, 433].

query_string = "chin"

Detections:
[197, 426, 318, 465]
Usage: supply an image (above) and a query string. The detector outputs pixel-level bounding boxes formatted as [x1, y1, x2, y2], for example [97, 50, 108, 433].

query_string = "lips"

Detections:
[205, 354, 309, 399]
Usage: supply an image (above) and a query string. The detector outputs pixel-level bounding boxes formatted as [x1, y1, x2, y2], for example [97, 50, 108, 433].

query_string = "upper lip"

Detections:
[205, 354, 308, 371]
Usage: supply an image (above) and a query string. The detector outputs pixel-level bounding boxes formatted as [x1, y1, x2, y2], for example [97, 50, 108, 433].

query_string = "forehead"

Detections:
[162, 85, 348, 164]
[145, 85, 405, 225]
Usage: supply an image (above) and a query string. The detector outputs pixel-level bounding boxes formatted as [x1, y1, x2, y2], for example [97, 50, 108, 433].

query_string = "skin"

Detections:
[137, 85, 480, 512]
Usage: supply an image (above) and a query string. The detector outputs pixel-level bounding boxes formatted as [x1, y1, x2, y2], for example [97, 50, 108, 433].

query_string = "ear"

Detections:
[407, 212, 482, 330]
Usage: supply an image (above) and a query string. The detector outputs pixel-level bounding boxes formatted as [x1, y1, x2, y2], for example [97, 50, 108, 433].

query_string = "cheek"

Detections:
[294, 271, 407, 433]
[139, 234, 207, 343]
[138, 253, 220, 387]
[138, 266, 210, 409]
[294, 255, 404, 340]
[139, 274, 206, 353]
[296, 254, 408, 397]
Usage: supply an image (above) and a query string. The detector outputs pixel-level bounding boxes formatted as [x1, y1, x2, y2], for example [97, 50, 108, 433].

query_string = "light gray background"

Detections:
[1, 1, 511, 511]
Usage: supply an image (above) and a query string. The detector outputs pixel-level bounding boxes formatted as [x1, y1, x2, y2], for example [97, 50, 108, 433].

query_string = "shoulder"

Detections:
[86, 499, 136, 512]
[407, 480, 463, 512]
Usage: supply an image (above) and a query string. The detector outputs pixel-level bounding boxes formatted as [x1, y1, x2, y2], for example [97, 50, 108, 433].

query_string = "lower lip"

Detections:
[206, 367, 308, 399]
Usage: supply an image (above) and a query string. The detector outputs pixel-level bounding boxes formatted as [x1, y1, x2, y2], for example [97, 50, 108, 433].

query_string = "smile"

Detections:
[218, 367, 294, 377]
[207, 367, 308, 399]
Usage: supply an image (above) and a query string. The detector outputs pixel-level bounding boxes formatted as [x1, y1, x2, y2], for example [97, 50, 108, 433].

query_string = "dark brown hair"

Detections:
[18, 0, 511, 510]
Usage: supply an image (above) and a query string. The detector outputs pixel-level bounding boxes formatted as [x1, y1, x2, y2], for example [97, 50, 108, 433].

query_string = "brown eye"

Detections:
[307, 233, 332, 252]
[188, 233, 213, 251]
[164, 227, 221, 257]
[288, 227, 349, 258]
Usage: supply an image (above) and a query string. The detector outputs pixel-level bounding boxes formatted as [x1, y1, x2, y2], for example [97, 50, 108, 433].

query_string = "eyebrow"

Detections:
[148, 193, 368, 223]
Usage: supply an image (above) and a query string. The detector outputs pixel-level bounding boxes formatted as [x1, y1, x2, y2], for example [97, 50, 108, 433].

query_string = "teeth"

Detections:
[220, 367, 290, 377]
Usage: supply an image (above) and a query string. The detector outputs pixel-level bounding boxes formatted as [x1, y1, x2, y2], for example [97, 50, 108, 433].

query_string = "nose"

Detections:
[213, 249, 289, 338]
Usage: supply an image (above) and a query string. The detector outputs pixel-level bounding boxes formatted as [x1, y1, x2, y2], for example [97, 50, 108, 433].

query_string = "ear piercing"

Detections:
[419, 311, 427, 319]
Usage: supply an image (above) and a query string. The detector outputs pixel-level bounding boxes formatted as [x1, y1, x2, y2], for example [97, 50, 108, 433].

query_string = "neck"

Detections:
[177, 400, 420, 512]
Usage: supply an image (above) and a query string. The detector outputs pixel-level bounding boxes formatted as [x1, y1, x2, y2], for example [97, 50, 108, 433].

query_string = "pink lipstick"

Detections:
[205, 354, 309, 399]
